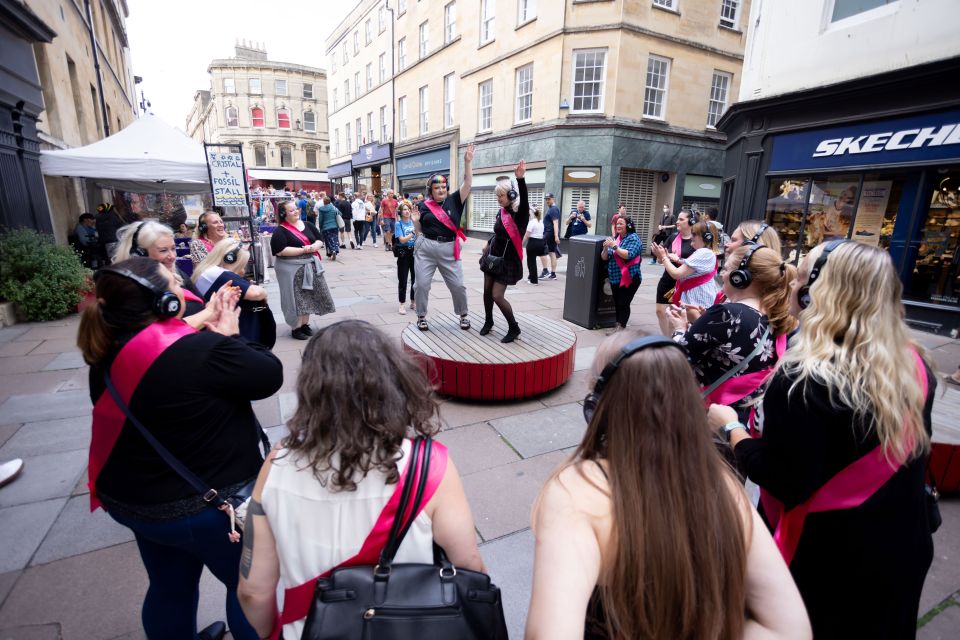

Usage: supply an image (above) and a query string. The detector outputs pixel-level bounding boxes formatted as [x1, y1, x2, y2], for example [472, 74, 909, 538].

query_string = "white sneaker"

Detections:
[399, 304, 407, 315]
[0, 458, 24, 488]
[373, 242, 378, 247]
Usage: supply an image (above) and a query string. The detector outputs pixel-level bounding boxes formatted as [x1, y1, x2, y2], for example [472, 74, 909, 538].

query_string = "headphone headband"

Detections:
[95, 265, 182, 318]
[729, 243, 764, 290]
[797, 239, 849, 310]
[130, 222, 148, 257]
[749, 222, 770, 244]
[593, 336, 686, 396]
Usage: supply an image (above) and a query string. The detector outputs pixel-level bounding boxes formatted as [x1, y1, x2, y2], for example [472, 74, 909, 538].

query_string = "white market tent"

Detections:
[39, 114, 211, 194]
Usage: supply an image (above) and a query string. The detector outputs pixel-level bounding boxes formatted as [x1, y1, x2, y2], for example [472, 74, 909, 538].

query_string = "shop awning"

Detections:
[248, 169, 329, 182]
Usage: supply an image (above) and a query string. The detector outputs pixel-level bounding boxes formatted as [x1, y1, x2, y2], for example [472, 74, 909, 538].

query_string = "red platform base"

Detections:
[402, 311, 577, 400]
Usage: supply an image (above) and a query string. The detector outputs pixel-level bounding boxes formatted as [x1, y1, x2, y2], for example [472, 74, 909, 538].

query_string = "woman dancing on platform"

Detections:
[479, 160, 529, 343]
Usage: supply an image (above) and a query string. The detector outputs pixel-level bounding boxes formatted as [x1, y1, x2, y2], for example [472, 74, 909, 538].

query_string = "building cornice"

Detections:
[208, 59, 327, 77]
[0, 0, 55, 42]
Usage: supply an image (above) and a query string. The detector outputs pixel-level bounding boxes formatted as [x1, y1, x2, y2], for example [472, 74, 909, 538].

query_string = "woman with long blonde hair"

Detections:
[527, 331, 810, 640]
[710, 240, 936, 639]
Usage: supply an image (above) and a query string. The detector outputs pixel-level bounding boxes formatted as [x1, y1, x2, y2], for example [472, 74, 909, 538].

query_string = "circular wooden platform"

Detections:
[401, 311, 577, 400]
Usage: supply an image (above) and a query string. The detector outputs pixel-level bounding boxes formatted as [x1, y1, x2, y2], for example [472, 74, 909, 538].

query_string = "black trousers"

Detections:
[353, 220, 366, 245]
[526, 238, 545, 283]
[610, 278, 641, 327]
[397, 250, 415, 303]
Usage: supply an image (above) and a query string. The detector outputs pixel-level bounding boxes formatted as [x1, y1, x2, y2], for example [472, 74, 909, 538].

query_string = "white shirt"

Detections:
[526, 218, 544, 240]
[351, 199, 365, 218]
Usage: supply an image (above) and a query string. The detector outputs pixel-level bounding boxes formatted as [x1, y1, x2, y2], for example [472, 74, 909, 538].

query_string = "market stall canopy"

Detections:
[248, 169, 329, 182]
[39, 114, 210, 194]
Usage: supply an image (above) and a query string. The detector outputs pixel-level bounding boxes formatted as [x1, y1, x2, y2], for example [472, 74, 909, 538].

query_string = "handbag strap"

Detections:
[378, 436, 433, 568]
[102, 371, 270, 508]
[700, 325, 771, 400]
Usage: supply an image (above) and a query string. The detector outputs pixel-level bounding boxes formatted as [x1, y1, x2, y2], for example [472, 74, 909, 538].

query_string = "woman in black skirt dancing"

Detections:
[479, 160, 529, 343]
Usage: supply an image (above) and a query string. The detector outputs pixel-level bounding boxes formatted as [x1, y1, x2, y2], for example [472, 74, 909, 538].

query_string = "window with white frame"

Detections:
[334, 129, 340, 156]
[366, 63, 373, 90]
[305, 147, 318, 169]
[342, 42, 348, 64]
[254, 144, 266, 167]
[419, 85, 429, 134]
[652, 0, 677, 9]
[419, 21, 429, 58]
[518, 0, 536, 24]
[379, 53, 387, 83]
[379, 6, 386, 32]
[398, 38, 407, 70]
[277, 108, 291, 129]
[719, 0, 740, 28]
[225, 106, 238, 127]
[367, 112, 374, 142]
[280, 146, 292, 168]
[643, 55, 670, 119]
[304, 110, 316, 132]
[275, 79, 287, 96]
[333, 88, 338, 110]
[355, 72, 361, 97]
[356, 117, 362, 146]
[480, 0, 495, 44]
[399, 96, 407, 141]
[445, 2, 457, 43]
[706, 71, 731, 128]
[572, 49, 606, 113]
[345, 122, 351, 151]
[380, 105, 388, 141]
[365, 19, 372, 44]
[353, 31, 359, 54]
[478, 80, 493, 132]
[344, 79, 350, 103]
[515, 64, 533, 123]
[443, 73, 455, 128]
[223, 78, 235, 94]
[249, 78, 261, 94]
[251, 107, 265, 128]
[303, 83, 313, 99]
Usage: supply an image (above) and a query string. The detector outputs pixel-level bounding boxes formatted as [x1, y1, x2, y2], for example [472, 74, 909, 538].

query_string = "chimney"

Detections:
[235, 39, 268, 61]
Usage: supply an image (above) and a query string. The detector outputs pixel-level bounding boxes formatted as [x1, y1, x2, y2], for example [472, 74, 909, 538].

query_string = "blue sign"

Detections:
[769, 110, 960, 173]
[396, 147, 450, 177]
[327, 160, 352, 179]
[353, 142, 392, 168]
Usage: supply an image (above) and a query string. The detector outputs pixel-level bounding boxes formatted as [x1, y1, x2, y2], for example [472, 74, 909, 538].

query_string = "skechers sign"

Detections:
[769, 110, 960, 172]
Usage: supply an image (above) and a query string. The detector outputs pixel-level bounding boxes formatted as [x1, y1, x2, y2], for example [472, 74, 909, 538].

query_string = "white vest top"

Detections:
[262, 439, 434, 639]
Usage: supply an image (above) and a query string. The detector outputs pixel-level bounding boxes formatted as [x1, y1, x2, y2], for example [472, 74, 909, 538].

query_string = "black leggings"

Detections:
[610, 278, 641, 327]
[397, 251, 415, 303]
[353, 220, 366, 245]
[483, 274, 516, 327]
[526, 238, 545, 283]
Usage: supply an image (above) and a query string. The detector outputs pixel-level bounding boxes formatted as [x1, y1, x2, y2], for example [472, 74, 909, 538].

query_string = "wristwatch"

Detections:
[722, 421, 747, 442]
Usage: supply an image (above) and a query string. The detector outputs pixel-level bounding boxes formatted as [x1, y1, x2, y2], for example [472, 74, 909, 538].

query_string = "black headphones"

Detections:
[583, 336, 687, 424]
[729, 243, 764, 290]
[95, 266, 182, 318]
[198, 213, 210, 236]
[797, 239, 848, 310]
[507, 187, 518, 201]
[130, 222, 149, 257]
[224, 242, 242, 264]
[689, 210, 700, 224]
[749, 222, 770, 244]
[700, 222, 715, 245]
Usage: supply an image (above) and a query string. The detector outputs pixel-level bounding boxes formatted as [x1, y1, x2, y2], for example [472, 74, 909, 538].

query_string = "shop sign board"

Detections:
[205, 150, 247, 207]
[396, 147, 449, 177]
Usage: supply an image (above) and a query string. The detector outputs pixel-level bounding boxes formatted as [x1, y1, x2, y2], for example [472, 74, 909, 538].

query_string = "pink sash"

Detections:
[761, 350, 928, 565]
[200, 238, 214, 253]
[671, 258, 717, 305]
[272, 439, 449, 637]
[613, 235, 641, 287]
[424, 199, 467, 260]
[280, 222, 320, 259]
[182, 289, 203, 305]
[88, 319, 197, 511]
[499, 208, 523, 260]
[671, 233, 683, 255]
[705, 333, 787, 408]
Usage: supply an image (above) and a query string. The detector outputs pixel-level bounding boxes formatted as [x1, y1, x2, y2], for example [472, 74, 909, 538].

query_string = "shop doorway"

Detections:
[905, 167, 960, 309]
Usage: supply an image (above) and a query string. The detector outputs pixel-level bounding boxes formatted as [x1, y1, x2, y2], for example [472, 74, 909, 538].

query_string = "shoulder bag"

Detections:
[481, 236, 507, 276]
[301, 437, 508, 640]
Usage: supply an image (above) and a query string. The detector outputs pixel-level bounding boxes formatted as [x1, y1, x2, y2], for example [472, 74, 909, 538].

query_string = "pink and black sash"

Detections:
[280, 222, 321, 259]
[761, 350, 928, 565]
[88, 319, 197, 511]
[424, 199, 467, 260]
[499, 208, 523, 261]
[200, 238, 214, 253]
[671, 257, 717, 305]
[182, 289, 204, 305]
[614, 235, 642, 287]
[272, 439, 449, 638]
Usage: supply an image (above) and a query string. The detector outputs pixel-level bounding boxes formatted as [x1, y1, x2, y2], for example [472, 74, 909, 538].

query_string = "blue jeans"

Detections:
[363, 215, 379, 243]
[109, 507, 258, 640]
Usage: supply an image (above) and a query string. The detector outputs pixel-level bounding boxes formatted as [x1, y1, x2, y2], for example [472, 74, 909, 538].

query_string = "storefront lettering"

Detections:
[813, 124, 960, 158]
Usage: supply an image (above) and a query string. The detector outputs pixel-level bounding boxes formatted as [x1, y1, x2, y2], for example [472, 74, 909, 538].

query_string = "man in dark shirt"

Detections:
[564, 200, 592, 238]
[296, 192, 309, 222]
[541, 193, 562, 279]
[412, 143, 475, 331]
[652, 204, 677, 263]
[335, 192, 353, 249]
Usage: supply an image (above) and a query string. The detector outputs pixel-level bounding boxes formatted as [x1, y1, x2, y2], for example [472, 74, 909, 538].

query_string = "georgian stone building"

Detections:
[326, 0, 749, 240]
[186, 42, 330, 191]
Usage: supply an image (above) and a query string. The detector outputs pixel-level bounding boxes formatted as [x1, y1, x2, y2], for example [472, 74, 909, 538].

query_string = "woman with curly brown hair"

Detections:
[237, 320, 485, 639]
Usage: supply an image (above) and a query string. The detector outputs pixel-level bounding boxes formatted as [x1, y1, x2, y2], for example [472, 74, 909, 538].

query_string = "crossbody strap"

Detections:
[381, 437, 433, 566]
[701, 325, 771, 400]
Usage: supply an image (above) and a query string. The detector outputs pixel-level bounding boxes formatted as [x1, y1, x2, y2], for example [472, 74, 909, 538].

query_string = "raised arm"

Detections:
[459, 143, 475, 202]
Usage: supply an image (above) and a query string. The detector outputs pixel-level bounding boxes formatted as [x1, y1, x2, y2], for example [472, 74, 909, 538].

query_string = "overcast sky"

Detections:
[126, 0, 355, 131]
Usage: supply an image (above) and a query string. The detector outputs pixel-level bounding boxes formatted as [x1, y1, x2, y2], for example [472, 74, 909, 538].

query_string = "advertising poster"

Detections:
[851, 181, 893, 246]
[804, 179, 858, 249]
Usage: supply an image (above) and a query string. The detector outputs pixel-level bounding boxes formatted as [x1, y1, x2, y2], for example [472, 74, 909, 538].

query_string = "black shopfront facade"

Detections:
[717, 58, 960, 335]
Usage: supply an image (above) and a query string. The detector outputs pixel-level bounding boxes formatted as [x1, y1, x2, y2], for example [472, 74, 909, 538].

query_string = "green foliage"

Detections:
[0, 228, 90, 321]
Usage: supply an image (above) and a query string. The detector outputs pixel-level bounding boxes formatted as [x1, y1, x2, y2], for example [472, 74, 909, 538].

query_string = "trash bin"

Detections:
[562, 235, 617, 329]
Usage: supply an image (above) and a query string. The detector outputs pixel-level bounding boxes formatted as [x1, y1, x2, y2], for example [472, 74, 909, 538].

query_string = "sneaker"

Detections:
[528, 279, 538, 285]
[357, 245, 363, 250]
[547, 272, 557, 280]
[350, 241, 356, 249]
[0, 458, 24, 488]
[340, 243, 347, 249]
[291, 327, 309, 340]
[399, 304, 407, 315]
[540, 268, 549, 278]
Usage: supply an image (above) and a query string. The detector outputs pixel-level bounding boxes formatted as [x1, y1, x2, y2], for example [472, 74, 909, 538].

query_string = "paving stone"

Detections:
[574, 346, 597, 372]
[0, 499, 66, 573]
[0, 572, 19, 609]
[0, 354, 58, 376]
[0, 341, 41, 357]
[480, 528, 534, 640]
[920, 495, 960, 613]
[538, 369, 591, 407]
[0, 416, 91, 459]
[435, 423, 521, 476]
[0, 624, 62, 639]
[461, 451, 566, 541]
[0, 450, 87, 508]
[56, 369, 89, 393]
[31, 495, 134, 566]
[71, 469, 89, 496]
[40, 352, 86, 371]
[14, 323, 80, 342]
[0, 425, 20, 449]
[278, 392, 298, 423]
[0, 541, 146, 639]
[253, 397, 282, 428]
[0, 327, 29, 344]
[438, 397, 547, 430]
[0, 391, 90, 424]
[918, 600, 960, 640]
[0, 372, 80, 403]
[489, 403, 587, 458]
[27, 339, 80, 355]
[264, 423, 290, 445]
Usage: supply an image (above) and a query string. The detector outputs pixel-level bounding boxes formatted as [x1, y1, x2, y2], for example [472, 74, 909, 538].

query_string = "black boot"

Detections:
[479, 319, 494, 336]
[198, 621, 227, 640]
[501, 323, 521, 343]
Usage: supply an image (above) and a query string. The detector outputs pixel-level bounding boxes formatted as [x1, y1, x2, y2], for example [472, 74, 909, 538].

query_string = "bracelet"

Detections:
[722, 421, 747, 442]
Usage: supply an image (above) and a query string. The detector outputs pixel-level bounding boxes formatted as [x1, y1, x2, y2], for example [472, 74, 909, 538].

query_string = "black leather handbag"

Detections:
[300, 437, 508, 640]
[481, 237, 507, 276]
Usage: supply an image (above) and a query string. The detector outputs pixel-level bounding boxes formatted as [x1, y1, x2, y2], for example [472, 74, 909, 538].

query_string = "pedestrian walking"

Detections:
[364, 194, 379, 247]
[335, 192, 353, 249]
[523, 207, 546, 284]
[650, 204, 676, 263]
[380, 190, 398, 250]
[351, 193, 367, 249]
[541, 193, 562, 279]
[315, 196, 341, 260]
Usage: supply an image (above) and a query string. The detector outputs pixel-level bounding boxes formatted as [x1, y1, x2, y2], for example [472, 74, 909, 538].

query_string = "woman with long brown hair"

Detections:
[526, 331, 810, 640]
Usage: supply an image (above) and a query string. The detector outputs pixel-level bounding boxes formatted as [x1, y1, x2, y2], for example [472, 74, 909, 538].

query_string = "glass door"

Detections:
[905, 169, 960, 307]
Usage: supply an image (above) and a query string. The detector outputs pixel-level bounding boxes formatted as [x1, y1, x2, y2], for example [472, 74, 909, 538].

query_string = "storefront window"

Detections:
[851, 174, 905, 250]
[906, 169, 960, 307]
[765, 177, 810, 262]
[804, 174, 859, 251]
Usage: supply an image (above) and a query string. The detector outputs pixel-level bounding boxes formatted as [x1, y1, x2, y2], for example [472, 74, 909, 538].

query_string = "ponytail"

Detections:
[730, 246, 798, 337]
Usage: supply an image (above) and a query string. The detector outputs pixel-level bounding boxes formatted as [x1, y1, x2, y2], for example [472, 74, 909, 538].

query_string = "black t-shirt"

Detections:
[543, 205, 561, 238]
[658, 233, 695, 284]
[335, 199, 353, 219]
[417, 191, 464, 238]
[270, 222, 322, 256]
[90, 330, 283, 505]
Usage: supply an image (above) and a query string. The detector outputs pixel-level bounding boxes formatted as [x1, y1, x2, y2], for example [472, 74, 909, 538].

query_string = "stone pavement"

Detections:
[1, 239, 958, 639]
